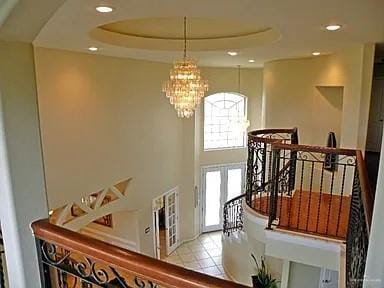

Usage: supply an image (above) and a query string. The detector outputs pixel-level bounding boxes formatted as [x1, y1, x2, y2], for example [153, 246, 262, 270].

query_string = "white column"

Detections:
[364, 129, 384, 287]
[280, 260, 290, 288]
[0, 41, 48, 287]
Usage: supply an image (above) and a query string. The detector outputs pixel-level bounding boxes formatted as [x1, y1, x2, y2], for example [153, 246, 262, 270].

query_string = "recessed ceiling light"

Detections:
[88, 47, 99, 52]
[325, 24, 342, 31]
[312, 52, 321, 56]
[96, 6, 114, 13]
[228, 51, 238, 56]
[248, 59, 255, 63]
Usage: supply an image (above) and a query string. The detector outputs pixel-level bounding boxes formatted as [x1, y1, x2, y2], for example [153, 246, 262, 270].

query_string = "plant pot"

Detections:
[252, 275, 261, 288]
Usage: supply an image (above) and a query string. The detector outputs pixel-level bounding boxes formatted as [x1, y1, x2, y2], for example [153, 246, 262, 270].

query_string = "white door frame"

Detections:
[152, 187, 180, 259]
[200, 162, 246, 233]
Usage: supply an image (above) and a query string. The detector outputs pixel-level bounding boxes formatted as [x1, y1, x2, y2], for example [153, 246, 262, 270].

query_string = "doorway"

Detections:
[153, 188, 180, 259]
[201, 163, 246, 232]
[365, 50, 384, 192]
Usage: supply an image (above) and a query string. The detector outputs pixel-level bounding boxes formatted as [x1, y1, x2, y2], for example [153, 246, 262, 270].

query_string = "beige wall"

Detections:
[263, 44, 375, 149]
[82, 210, 140, 250]
[199, 67, 263, 166]
[34, 47, 184, 255]
[33, 47, 264, 254]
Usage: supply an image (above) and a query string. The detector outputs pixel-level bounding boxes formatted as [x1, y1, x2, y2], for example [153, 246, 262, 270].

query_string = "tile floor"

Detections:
[162, 231, 229, 280]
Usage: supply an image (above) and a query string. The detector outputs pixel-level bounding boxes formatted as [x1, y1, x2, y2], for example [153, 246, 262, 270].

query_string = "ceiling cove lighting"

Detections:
[312, 52, 321, 56]
[325, 24, 342, 31]
[162, 17, 209, 118]
[88, 46, 99, 52]
[96, 6, 114, 13]
[228, 51, 238, 56]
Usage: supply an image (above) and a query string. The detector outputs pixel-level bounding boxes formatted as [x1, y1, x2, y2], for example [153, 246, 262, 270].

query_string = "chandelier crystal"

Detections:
[162, 17, 208, 118]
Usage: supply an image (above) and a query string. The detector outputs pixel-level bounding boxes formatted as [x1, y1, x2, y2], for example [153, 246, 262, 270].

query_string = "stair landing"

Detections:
[253, 191, 351, 240]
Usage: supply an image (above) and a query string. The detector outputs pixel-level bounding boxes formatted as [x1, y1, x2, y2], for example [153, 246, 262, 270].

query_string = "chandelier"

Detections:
[162, 17, 208, 118]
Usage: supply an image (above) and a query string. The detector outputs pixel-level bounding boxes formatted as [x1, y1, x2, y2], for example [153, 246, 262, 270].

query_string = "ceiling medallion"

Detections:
[162, 17, 208, 118]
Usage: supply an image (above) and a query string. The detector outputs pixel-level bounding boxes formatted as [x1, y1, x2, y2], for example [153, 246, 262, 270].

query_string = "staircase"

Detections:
[223, 128, 375, 288]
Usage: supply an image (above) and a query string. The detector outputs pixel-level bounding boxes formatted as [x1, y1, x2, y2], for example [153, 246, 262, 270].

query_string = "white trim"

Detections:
[280, 260, 290, 288]
[243, 202, 269, 226]
[201, 163, 246, 233]
[152, 187, 181, 257]
[81, 226, 138, 252]
[180, 232, 201, 245]
[203, 92, 248, 151]
[265, 230, 342, 252]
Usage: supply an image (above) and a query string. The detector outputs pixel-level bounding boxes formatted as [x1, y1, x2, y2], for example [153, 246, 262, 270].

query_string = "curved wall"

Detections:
[263, 44, 375, 149]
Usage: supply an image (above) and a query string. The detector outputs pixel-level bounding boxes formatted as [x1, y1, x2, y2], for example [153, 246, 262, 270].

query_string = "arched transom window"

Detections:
[204, 92, 247, 150]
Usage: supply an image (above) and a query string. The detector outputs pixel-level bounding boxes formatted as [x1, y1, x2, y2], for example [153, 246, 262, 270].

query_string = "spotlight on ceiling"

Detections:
[88, 47, 99, 52]
[325, 24, 342, 31]
[96, 6, 114, 13]
[312, 52, 321, 56]
[248, 59, 255, 63]
[228, 51, 238, 56]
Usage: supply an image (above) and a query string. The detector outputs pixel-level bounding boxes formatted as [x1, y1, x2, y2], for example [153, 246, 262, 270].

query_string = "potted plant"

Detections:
[251, 254, 278, 288]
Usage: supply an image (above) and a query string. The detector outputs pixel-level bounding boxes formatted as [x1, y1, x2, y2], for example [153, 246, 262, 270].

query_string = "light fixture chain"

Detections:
[237, 65, 241, 94]
[184, 16, 187, 59]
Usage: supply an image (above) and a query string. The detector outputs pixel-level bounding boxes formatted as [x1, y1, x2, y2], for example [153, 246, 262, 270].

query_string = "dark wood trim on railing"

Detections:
[32, 220, 249, 288]
[224, 193, 246, 206]
[248, 129, 297, 144]
[356, 151, 374, 233]
[248, 128, 297, 138]
[271, 143, 357, 156]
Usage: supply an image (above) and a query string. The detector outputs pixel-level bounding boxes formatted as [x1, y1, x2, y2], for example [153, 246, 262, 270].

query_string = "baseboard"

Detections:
[180, 232, 202, 245]
[81, 226, 138, 252]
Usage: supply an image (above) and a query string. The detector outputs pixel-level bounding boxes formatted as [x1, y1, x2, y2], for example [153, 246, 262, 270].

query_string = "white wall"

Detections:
[288, 262, 320, 288]
[263, 44, 375, 149]
[364, 128, 384, 288]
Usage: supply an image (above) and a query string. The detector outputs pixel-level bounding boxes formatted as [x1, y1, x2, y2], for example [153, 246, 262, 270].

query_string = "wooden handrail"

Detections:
[31, 220, 249, 288]
[271, 143, 357, 156]
[224, 193, 246, 206]
[248, 128, 297, 137]
[356, 151, 374, 233]
[248, 128, 297, 144]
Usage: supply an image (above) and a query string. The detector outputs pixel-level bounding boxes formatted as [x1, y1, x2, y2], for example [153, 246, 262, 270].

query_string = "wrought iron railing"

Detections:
[268, 143, 357, 240]
[243, 128, 374, 287]
[0, 250, 4, 288]
[246, 128, 298, 216]
[32, 220, 249, 288]
[0, 229, 5, 288]
[346, 151, 374, 288]
[223, 194, 245, 236]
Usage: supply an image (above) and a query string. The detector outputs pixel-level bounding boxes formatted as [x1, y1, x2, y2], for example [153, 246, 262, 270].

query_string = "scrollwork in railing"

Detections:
[38, 239, 160, 288]
[223, 194, 245, 236]
[346, 164, 371, 288]
[246, 129, 298, 216]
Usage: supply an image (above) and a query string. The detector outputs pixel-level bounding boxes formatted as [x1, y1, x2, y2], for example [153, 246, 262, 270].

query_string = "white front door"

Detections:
[319, 269, 338, 288]
[165, 188, 179, 255]
[202, 164, 245, 232]
[366, 78, 384, 152]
